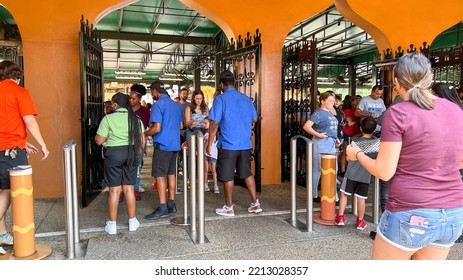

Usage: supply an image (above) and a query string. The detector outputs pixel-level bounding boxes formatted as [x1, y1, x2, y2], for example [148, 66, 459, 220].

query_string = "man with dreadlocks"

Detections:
[95, 92, 145, 235]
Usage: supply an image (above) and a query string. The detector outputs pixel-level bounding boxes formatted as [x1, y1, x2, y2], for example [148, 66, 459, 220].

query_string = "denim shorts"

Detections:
[377, 208, 463, 251]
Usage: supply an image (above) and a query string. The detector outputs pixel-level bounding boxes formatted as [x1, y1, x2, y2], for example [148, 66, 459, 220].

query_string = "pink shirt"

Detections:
[381, 98, 463, 212]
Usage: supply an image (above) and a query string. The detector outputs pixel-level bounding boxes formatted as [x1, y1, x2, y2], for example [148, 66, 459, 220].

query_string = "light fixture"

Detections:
[115, 75, 143, 80]
[114, 70, 146, 75]
[159, 77, 183, 81]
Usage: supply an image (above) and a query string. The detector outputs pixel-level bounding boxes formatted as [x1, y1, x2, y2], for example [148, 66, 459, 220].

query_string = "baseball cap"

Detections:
[148, 80, 167, 94]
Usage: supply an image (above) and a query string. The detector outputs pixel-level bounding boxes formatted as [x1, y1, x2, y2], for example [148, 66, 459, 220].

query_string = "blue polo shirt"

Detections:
[150, 94, 182, 151]
[208, 87, 257, 150]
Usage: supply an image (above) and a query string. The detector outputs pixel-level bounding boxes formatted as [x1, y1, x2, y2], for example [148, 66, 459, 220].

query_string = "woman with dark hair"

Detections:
[340, 95, 361, 175]
[432, 82, 463, 110]
[184, 89, 210, 189]
[347, 52, 463, 260]
[95, 92, 145, 235]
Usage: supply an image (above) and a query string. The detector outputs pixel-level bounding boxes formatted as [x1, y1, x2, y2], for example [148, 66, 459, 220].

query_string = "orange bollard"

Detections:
[0, 165, 52, 260]
[10, 165, 35, 257]
[313, 154, 337, 225]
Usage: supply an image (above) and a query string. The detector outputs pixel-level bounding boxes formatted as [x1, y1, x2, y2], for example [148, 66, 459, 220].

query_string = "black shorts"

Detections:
[340, 178, 369, 199]
[151, 145, 178, 177]
[0, 148, 28, 190]
[217, 149, 252, 182]
[103, 146, 137, 187]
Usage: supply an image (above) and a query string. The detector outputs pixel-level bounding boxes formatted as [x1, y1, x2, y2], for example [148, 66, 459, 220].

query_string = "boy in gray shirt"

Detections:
[335, 117, 379, 230]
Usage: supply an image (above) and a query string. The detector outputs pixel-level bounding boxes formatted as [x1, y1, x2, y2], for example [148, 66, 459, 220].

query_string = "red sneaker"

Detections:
[134, 191, 141, 201]
[335, 215, 346, 226]
[151, 182, 157, 189]
[356, 218, 367, 230]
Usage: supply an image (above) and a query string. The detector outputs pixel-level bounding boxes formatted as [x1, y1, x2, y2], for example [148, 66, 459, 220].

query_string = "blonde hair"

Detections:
[393, 52, 434, 110]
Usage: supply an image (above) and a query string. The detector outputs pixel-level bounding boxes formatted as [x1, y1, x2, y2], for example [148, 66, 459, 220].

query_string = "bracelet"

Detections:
[356, 150, 364, 160]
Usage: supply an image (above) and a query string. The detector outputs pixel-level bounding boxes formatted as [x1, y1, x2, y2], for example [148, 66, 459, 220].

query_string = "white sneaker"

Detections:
[0, 232, 13, 245]
[214, 185, 220, 194]
[128, 217, 140, 232]
[138, 186, 145, 193]
[105, 220, 117, 235]
[215, 205, 235, 217]
[0, 246, 6, 255]
[204, 184, 210, 192]
[248, 199, 262, 213]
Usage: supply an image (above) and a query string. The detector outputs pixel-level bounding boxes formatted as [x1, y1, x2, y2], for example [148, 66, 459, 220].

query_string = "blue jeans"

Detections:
[377, 208, 463, 251]
[311, 137, 336, 198]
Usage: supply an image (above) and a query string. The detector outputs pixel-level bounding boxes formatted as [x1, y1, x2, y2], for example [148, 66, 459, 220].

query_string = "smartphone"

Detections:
[410, 215, 427, 227]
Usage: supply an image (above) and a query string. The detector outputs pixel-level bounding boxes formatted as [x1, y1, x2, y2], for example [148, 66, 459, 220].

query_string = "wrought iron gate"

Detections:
[281, 39, 318, 184]
[217, 30, 262, 191]
[431, 45, 463, 87]
[79, 16, 104, 207]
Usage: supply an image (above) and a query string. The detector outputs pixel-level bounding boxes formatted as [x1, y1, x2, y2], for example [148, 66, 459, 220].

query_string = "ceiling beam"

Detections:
[99, 31, 215, 45]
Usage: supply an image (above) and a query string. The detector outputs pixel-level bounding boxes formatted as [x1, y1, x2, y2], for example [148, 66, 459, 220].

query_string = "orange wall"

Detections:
[336, 0, 463, 59]
[1, 0, 124, 198]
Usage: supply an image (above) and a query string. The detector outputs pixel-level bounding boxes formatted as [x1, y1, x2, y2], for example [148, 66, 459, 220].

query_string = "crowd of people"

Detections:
[1, 54, 462, 260]
[303, 52, 463, 260]
[94, 70, 262, 232]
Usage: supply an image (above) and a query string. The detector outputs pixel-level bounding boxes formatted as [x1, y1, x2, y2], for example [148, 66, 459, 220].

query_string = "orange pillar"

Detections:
[0, 165, 52, 260]
[10, 165, 35, 257]
[314, 154, 337, 225]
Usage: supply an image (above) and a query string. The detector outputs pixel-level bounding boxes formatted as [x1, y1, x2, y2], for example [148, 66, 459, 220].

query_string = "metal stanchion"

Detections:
[0, 165, 52, 260]
[171, 146, 189, 226]
[285, 136, 313, 232]
[352, 194, 358, 216]
[63, 140, 88, 259]
[373, 177, 380, 225]
[174, 155, 179, 194]
[186, 131, 208, 244]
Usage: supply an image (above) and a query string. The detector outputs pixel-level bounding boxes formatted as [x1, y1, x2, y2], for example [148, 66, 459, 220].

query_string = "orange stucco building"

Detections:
[1, 0, 462, 199]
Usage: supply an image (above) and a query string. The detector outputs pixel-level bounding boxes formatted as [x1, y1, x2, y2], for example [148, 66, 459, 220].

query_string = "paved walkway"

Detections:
[2, 146, 463, 260]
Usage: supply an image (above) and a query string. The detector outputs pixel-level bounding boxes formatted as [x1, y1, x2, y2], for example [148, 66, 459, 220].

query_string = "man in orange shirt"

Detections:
[0, 61, 49, 254]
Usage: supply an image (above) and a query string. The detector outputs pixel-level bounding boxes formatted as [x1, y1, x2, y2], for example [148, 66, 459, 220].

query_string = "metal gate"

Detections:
[431, 45, 463, 87]
[217, 30, 262, 191]
[79, 16, 104, 207]
[281, 39, 318, 184]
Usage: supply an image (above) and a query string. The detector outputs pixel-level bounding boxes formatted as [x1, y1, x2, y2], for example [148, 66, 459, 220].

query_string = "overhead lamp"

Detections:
[159, 77, 183, 81]
[114, 70, 146, 75]
[115, 75, 143, 80]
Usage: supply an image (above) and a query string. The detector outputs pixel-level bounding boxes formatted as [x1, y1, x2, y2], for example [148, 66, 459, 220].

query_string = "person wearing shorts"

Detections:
[96, 92, 145, 235]
[0, 61, 49, 254]
[207, 70, 262, 217]
[346, 52, 463, 260]
[144, 80, 182, 220]
[336, 117, 379, 230]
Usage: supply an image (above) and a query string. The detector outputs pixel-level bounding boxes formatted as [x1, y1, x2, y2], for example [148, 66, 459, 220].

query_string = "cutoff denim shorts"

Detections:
[377, 208, 463, 251]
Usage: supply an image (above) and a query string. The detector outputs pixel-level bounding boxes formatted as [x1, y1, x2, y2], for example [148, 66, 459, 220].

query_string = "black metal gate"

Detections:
[431, 45, 463, 87]
[79, 16, 104, 207]
[217, 30, 262, 191]
[281, 39, 318, 184]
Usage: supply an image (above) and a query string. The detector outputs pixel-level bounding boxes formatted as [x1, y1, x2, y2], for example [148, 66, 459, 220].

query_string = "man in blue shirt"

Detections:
[207, 70, 262, 217]
[144, 80, 183, 219]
